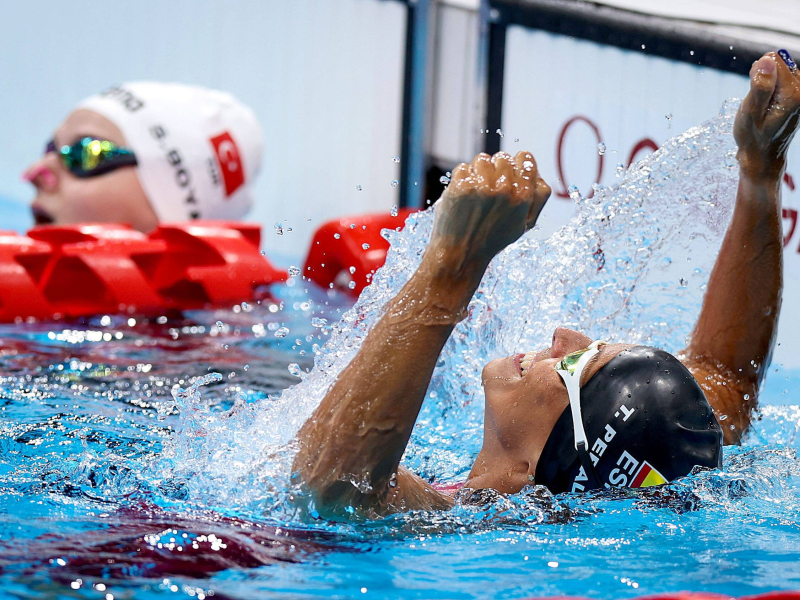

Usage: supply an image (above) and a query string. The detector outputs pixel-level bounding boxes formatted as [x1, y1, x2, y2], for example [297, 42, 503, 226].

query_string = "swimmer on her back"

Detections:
[23, 82, 262, 232]
[291, 51, 800, 518]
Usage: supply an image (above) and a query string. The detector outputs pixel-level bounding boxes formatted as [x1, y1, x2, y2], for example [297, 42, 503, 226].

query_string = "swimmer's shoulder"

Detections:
[680, 355, 755, 445]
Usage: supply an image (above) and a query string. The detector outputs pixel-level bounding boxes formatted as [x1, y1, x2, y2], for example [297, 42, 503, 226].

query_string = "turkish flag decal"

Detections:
[210, 131, 245, 197]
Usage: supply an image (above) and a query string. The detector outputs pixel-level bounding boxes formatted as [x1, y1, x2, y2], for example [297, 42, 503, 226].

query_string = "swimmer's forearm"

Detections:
[687, 171, 783, 392]
[292, 247, 484, 515]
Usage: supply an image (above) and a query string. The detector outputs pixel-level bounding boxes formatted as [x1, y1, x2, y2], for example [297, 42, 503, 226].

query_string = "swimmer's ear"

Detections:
[745, 55, 778, 120]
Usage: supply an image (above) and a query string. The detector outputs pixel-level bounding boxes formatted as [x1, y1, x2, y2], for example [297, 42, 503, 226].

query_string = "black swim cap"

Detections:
[535, 346, 722, 495]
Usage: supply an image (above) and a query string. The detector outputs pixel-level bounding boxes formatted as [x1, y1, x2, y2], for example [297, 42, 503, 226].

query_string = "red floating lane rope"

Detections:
[302, 209, 416, 295]
[0, 221, 286, 322]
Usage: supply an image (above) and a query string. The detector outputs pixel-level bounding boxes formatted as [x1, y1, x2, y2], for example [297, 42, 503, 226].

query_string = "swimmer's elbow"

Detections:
[290, 455, 372, 519]
[291, 462, 453, 520]
[292, 474, 389, 521]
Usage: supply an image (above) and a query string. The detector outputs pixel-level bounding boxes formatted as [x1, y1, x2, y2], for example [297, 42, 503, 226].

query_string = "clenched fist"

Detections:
[429, 151, 551, 270]
[735, 51, 800, 182]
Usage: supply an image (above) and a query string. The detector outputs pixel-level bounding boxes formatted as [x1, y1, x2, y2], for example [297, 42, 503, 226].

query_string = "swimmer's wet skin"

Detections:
[292, 51, 800, 519]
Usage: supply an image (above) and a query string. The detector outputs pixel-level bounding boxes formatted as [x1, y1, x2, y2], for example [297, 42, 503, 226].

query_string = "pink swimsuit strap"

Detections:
[432, 481, 465, 495]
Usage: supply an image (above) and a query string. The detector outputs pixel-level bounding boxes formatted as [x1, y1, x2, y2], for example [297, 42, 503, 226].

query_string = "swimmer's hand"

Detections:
[428, 151, 551, 270]
[735, 52, 800, 181]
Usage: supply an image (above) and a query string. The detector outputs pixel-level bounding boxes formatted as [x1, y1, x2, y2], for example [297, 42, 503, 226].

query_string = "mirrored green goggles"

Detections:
[555, 342, 605, 375]
[46, 137, 137, 178]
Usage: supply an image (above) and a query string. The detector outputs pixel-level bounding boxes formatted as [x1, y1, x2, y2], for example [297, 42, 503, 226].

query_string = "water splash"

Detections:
[161, 99, 746, 515]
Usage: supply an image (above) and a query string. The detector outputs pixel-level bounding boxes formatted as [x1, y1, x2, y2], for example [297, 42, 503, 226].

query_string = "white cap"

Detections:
[77, 82, 262, 222]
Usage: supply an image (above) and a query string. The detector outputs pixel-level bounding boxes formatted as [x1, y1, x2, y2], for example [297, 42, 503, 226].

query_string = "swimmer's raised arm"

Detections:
[292, 152, 551, 518]
[682, 52, 800, 443]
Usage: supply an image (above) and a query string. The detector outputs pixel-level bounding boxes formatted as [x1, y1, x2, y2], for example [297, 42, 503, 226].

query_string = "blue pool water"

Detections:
[2, 102, 800, 599]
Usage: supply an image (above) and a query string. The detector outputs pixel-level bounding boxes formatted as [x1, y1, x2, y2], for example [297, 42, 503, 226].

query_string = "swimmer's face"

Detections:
[22, 109, 158, 232]
[467, 327, 630, 493]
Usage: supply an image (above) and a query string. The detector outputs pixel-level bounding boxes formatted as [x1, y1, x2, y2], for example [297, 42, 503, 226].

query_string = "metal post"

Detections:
[474, 0, 492, 156]
[482, 1, 505, 155]
[399, 0, 432, 209]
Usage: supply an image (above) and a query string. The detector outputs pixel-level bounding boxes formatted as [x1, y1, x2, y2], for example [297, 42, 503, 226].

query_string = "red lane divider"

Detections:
[303, 209, 416, 295]
[0, 221, 286, 322]
[1, 210, 415, 322]
[0, 229, 53, 320]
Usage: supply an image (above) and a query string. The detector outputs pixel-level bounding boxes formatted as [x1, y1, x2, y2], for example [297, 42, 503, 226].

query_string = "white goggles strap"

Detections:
[555, 341, 604, 451]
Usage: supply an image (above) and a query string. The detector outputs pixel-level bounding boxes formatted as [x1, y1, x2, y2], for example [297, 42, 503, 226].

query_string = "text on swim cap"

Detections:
[571, 404, 637, 493]
[608, 451, 640, 486]
[150, 125, 200, 219]
[100, 84, 144, 113]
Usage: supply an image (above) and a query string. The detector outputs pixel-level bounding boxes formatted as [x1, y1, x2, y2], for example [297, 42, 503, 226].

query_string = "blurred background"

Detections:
[3, 0, 800, 251]
[2, 0, 798, 251]
[2, 0, 800, 354]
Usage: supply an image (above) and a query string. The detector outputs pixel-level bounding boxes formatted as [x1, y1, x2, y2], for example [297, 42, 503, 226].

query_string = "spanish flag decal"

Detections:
[631, 461, 668, 488]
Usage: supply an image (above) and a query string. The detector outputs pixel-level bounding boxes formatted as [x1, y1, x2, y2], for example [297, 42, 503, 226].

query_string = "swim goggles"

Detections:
[45, 137, 137, 178]
[554, 340, 606, 489]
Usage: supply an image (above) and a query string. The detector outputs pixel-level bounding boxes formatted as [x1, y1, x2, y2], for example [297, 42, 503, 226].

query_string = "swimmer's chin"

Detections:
[31, 204, 55, 225]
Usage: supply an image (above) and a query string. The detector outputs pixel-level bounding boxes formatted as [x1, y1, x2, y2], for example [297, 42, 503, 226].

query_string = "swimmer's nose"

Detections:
[22, 158, 59, 192]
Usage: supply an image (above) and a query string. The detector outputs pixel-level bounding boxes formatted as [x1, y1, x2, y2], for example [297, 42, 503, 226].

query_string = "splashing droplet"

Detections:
[496, 128, 504, 137]
[597, 142, 606, 155]
[274, 223, 284, 236]
[362, 243, 370, 250]
[334, 233, 341, 239]
[288, 363, 303, 378]
[391, 155, 400, 163]
[274, 327, 289, 338]
[356, 184, 362, 191]
[724, 149, 738, 169]
[615, 163, 625, 177]
[567, 185, 583, 203]
[288, 266, 301, 277]
[390, 205, 398, 217]
[391, 180, 399, 188]
[348, 281, 357, 289]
